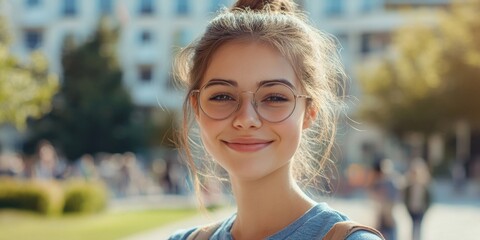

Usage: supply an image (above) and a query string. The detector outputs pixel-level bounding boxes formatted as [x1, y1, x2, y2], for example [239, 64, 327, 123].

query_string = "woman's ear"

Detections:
[303, 105, 317, 129]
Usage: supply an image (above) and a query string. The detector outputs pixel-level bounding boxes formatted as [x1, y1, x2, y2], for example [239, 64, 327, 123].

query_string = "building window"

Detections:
[139, 30, 153, 44]
[139, 65, 153, 82]
[361, 32, 390, 55]
[324, 0, 344, 16]
[361, 34, 371, 54]
[24, 29, 43, 50]
[62, 0, 77, 17]
[98, 0, 113, 15]
[176, 0, 190, 16]
[139, 0, 155, 15]
[26, 0, 41, 8]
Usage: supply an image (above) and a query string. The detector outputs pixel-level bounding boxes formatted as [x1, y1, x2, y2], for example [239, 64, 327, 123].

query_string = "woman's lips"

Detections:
[222, 139, 273, 152]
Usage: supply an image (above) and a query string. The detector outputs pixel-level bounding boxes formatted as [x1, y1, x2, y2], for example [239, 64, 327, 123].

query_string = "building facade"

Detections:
[1, 0, 449, 162]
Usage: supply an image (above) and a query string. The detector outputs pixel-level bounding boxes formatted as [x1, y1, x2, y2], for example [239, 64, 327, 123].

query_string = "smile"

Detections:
[222, 139, 273, 152]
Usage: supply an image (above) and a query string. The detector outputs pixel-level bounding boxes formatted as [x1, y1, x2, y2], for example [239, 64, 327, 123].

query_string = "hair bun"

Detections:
[232, 0, 298, 13]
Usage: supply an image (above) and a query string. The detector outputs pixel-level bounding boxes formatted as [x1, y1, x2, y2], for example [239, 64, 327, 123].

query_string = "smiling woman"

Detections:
[169, 0, 384, 239]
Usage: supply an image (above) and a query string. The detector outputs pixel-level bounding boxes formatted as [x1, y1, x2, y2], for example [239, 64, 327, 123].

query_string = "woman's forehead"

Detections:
[202, 40, 300, 89]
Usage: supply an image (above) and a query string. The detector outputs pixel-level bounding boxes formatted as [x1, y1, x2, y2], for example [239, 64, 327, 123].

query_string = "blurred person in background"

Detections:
[403, 158, 432, 240]
[369, 158, 400, 240]
[33, 140, 69, 180]
[473, 156, 480, 196]
[75, 154, 99, 181]
[118, 152, 147, 196]
[162, 151, 185, 194]
[451, 159, 467, 193]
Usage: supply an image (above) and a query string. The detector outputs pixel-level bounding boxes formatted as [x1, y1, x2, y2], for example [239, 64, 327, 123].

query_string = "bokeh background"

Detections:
[0, 0, 479, 240]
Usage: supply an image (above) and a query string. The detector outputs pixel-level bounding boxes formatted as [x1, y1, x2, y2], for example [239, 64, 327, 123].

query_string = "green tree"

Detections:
[24, 19, 145, 160]
[358, 0, 480, 137]
[0, 18, 58, 130]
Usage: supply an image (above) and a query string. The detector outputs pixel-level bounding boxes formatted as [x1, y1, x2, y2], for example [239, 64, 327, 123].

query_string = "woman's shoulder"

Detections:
[275, 203, 382, 239]
[267, 202, 346, 239]
[314, 203, 383, 240]
[305, 202, 351, 226]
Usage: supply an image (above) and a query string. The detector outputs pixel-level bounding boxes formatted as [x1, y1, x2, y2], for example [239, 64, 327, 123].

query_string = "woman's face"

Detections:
[194, 40, 314, 181]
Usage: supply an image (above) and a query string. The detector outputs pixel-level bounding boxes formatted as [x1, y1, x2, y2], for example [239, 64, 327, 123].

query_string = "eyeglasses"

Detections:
[191, 80, 311, 123]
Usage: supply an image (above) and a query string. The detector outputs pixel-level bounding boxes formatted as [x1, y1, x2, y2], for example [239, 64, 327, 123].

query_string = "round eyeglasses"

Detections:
[191, 80, 311, 123]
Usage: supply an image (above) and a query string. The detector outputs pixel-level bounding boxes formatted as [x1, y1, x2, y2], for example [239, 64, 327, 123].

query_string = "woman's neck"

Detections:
[229, 165, 316, 240]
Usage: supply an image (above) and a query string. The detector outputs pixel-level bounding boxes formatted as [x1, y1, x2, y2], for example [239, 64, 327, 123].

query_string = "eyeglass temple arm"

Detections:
[296, 95, 311, 99]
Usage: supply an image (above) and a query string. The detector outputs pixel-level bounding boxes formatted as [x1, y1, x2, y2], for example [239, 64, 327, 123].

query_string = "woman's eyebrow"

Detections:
[259, 79, 296, 90]
[205, 78, 238, 87]
[204, 78, 296, 89]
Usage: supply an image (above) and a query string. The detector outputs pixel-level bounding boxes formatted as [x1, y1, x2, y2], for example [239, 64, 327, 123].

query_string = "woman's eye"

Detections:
[210, 94, 235, 101]
[263, 94, 288, 102]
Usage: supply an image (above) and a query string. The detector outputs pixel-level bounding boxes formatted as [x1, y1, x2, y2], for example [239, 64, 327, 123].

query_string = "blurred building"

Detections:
[1, 0, 237, 109]
[303, 0, 450, 165]
[0, 0, 450, 162]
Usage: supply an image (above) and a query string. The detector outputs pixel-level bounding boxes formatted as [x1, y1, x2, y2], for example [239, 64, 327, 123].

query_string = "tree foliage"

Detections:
[358, 0, 480, 137]
[0, 18, 58, 130]
[24, 19, 146, 160]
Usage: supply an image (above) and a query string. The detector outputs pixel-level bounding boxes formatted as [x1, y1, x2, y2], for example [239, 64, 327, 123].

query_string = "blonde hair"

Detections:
[173, 0, 346, 199]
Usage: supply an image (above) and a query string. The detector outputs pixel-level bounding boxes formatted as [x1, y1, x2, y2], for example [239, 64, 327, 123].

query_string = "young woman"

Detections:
[169, 0, 383, 239]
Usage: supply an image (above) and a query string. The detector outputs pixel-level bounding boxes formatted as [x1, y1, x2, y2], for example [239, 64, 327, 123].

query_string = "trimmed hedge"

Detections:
[0, 178, 108, 215]
[63, 180, 107, 214]
[0, 178, 64, 215]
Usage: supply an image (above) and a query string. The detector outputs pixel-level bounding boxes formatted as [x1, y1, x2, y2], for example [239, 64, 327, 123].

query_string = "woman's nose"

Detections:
[232, 92, 262, 129]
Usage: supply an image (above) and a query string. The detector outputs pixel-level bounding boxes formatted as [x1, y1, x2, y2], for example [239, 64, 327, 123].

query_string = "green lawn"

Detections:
[0, 208, 198, 240]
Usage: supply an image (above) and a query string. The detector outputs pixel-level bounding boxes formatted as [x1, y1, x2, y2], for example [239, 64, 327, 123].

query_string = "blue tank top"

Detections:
[169, 202, 381, 240]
